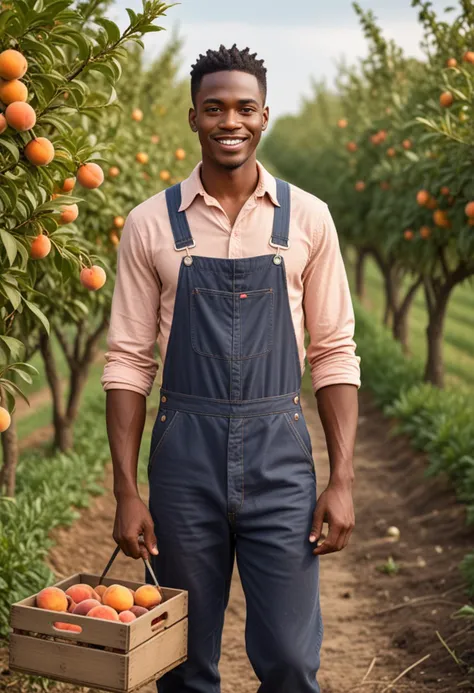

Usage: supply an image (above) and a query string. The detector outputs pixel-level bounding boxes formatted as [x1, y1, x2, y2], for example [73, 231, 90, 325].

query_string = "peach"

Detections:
[355, 181, 365, 192]
[0, 79, 27, 105]
[0, 406, 11, 433]
[130, 605, 148, 618]
[59, 203, 79, 225]
[463, 51, 474, 64]
[108, 166, 120, 177]
[420, 226, 431, 239]
[175, 147, 186, 160]
[440, 91, 454, 108]
[119, 610, 137, 623]
[136, 152, 148, 164]
[5, 101, 36, 131]
[402, 139, 412, 150]
[0, 49, 28, 80]
[151, 134, 160, 144]
[132, 108, 143, 121]
[346, 141, 357, 152]
[24, 137, 55, 165]
[66, 584, 96, 604]
[337, 118, 348, 128]
[433, 209, 450, 228]
[30, 233, 51, 259]
[134, 585, 162, 610]
[465, 201, 474, 218]
[72, 598, 101, 616]
[66, 596, 77, 613]
[113, 215, 125, 229]
[94, 584, 107, 600]
[36, 587, 68, 612]
[88, 605, 119, 621]
[446, 57, 457, 68]
[103, 584, 134, 612]
[109, 231, 120, 246]
[159, 169, 170, 181]
[77, 162, 104, 189]
[53, 622, 82, 633]
[0, 113, 7, 134]
[416, 189, 430, 206]
[404, 229, 414, 240]
[61, 176, 76, 192]
[80, 265, 106, 291]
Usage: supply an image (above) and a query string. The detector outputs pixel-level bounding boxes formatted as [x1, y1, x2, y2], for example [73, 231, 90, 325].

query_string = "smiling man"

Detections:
[101, 44, 360, 693]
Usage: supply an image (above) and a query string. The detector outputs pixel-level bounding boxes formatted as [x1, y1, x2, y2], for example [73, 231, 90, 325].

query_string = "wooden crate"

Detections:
[9, 572, 188, 692]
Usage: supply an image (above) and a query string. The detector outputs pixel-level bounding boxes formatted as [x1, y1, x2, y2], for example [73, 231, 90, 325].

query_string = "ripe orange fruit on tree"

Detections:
[346, 141, 357, 152]
[337, 118, 348, 128]
[77, 162, 104, 189]
[387, 147, 396, 157]
[446, 57, 457, 67]
[5, 101, 36, 131]
[151, 134, 160, 144]
[433, 209, 450, 228]
[0, 79, 27, 104]
[108, 166, 120, 178]
[420, 226, 431, 239]
[80, 265, 106, 291]
[30, 234, 51, 259]
[426, 196, 438, 210]
[109, 231, 120, 246]
[440, 186, 450, 196]
[380, 181, 390, 191]
[24, 137, 55, 165]
[113, 216, 125, 229]
[465, 201, 474, 218]
[0, 49, 27, 80]
[355, 180, 365, 192]
[416, 190, 430, 206]
[132, 108, 143, 122]
[404, 229, 414, 240]
[61, 177, 76, 193]
[469, 219, 474, 227]
[0, 406, 11, 433]
[59, 203, 79, 225]
[0, 113, 7, 134]
[462, 51, 474, 64]
[175, 148, 186, 160]
[402, 139, 412, 150]
[440, 91, 454, 107]
[136, 152, 149, 164]
[160, 170, 171, 181]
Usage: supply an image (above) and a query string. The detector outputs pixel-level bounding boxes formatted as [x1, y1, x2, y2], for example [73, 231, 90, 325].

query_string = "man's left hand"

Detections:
[309, 478, 355, 555]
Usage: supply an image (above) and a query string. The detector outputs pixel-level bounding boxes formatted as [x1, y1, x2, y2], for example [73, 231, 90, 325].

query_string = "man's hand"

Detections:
[309, 478, 355, 555]
[113, 494, 158, 560]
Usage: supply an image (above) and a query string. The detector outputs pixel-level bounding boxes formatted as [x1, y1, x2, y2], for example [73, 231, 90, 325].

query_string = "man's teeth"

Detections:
[218, 139, 244, 146]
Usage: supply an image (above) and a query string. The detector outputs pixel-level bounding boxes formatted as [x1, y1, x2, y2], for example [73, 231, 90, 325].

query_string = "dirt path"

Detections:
[4, 393, 474, 692]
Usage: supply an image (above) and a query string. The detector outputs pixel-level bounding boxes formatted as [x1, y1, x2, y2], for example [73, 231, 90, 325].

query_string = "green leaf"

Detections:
[0, 336, 24, 361]
[126, 7, 138, 25]
[1, 283, 21, 310]
[0, 139, 20, 165]
[0, 230, 18, 266]
[96, 17, 121, 44]
[7, 366, 33, 385]
[23, 299, 50, 334]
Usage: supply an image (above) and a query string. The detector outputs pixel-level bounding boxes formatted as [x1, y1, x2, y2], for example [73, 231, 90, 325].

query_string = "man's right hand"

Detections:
[113, 494, 158, 560]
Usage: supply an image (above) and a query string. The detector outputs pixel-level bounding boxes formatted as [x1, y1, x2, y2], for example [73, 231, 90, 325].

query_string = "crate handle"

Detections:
[151, 612, 168, 632]
[98, 537, 164, 601]
[52, 621, 83, 636]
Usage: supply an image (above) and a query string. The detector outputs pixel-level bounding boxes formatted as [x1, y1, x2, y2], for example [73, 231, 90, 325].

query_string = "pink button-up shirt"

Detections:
[101, 161, 360, 397]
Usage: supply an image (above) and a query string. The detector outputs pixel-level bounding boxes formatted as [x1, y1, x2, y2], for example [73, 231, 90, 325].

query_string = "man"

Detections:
[101, 44, 360, 693]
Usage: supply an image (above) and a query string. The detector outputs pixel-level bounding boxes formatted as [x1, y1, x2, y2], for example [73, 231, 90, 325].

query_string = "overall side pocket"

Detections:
[148, 409, 180, 476]
[283, 412, 315, 473]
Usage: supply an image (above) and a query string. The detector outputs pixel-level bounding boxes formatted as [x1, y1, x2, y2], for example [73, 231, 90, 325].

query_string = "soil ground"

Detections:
[2, 392, 473, 692]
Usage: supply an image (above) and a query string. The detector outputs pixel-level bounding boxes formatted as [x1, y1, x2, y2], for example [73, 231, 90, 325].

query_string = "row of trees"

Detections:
[0, 0, 198, 495]
[263, 0, 474, 388]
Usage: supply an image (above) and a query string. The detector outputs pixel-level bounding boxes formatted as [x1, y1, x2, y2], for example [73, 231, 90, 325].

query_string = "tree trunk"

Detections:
[0, 408, 18, 497]
[423, 287, 450, 388]
[382, 267, 399, 327]
[355, 248, 367, 301]
[392, 278, 422, 354]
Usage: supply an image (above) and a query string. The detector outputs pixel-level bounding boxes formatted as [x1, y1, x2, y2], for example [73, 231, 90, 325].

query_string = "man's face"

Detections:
[189, 70, 269, 170]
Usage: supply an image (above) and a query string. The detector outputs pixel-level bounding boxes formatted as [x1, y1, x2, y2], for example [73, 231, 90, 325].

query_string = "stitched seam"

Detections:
[160, 389, 300, 404]
[236, 418, 245, 513]
[148, 410, 181, 473]
[161, 406, 298, 419]
[284, 412, 314, 467]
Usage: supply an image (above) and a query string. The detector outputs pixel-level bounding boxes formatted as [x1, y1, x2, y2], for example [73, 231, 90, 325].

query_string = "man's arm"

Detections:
[101, 213, 161, 561]
[302, 202, 361, 555]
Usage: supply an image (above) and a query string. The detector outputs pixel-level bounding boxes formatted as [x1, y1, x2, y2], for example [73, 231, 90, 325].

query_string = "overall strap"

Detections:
[165, 184, 195, 251]
[270, 179, 291, 249]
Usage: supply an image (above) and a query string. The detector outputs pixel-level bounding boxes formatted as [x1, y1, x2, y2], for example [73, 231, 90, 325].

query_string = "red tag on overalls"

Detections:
[240, 293, 248, 299]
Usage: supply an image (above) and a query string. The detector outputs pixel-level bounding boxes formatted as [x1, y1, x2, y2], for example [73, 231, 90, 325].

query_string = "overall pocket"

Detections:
[191, 287, 273, 360]
[148, 409, 180, 475]
[283, 411, 315, 473]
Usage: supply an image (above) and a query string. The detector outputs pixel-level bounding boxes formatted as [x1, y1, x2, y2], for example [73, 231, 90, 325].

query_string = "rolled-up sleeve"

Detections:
[303, 204, 361, 393]
[101, 213, 160, 397]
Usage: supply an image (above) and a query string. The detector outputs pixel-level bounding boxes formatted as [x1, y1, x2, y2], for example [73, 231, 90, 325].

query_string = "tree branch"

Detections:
[53, 326, 75, 370]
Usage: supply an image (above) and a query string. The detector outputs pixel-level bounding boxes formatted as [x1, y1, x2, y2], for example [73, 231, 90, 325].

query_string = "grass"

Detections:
[347, 249, 474, 390]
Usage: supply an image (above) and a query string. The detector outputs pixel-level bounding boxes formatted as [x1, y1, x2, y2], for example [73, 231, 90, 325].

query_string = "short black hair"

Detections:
[190, 44, 267, 106]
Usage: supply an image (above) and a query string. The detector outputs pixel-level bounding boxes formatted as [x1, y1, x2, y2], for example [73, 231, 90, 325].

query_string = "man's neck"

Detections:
[200, 155, 259, 203]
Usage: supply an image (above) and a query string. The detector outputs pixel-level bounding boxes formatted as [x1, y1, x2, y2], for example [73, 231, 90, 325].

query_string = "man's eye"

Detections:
[242, 108, 254, 113]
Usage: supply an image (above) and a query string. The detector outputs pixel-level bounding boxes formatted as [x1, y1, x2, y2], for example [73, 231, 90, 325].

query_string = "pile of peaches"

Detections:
[36, 582, 162, 633]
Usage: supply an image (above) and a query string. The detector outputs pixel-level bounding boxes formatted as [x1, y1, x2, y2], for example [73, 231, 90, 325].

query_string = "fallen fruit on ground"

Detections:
[0, 78, 28, 104]
[36, 587, 68, 612]
[103, 584, 134, 612]
[77, 162, 104, 189]
[5, 101, 36, 131]
[0, 406, 11, 432]
[119, 610, 137, 623]
[30, 234, 51, 259]
[134, 585, 162, 609]
[80, 265, 107, 291]
[0, 49, 28, 80]
[72, 599, 101, 616]
[88, 605, 120, 621]
[59, 203, 79, 225]
[24, 137, 55, 166]
[130, 605, 148, 618]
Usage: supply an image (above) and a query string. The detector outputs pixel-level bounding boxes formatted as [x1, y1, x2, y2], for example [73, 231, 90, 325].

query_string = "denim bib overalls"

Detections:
[147, 179, 323, 692]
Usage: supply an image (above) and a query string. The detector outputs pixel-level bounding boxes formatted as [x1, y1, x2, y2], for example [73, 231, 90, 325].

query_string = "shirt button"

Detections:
[160, 414, 167, 422]
[293, 396, 299, 405]
[161, 395, 167, 403]
[294, 413, 299, 421]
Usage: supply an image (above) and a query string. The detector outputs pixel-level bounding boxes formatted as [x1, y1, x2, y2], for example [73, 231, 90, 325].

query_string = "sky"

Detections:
[109, 0, 452, 122]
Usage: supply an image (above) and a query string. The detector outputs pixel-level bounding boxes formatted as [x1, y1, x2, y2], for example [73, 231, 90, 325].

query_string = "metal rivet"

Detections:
[161, 395, 167, 403]
[294, 413, 299, 421]
[293, 396, 299, 405]
[184, 255, 193, 266]
[273, 255, 282, 265]
[160, 414, 167, 422]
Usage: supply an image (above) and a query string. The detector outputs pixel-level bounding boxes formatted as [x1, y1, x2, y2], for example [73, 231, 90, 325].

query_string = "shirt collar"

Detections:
[178, 160, 280, 212]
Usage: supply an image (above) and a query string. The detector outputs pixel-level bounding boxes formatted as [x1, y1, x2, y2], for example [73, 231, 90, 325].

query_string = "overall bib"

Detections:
[147, 179, 323, 693]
